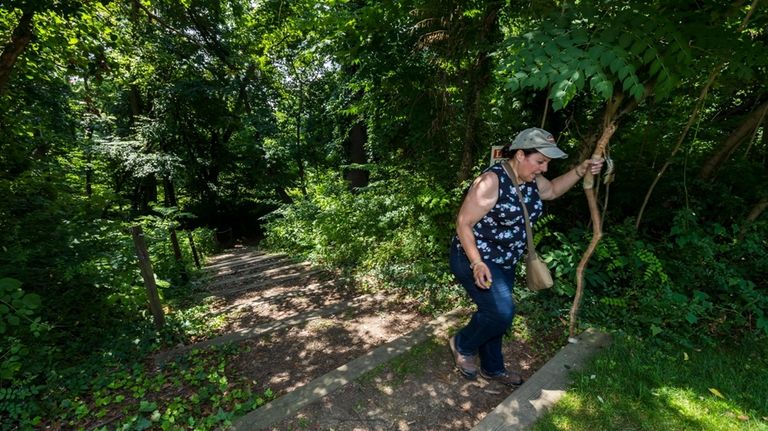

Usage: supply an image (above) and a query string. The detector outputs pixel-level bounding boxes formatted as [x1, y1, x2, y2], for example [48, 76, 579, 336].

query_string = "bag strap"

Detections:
[500, 162, 536, 254]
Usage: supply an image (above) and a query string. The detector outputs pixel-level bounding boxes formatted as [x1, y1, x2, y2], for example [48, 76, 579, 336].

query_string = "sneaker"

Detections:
[448, 335, 477, 380]
[479, 369, 524, 387]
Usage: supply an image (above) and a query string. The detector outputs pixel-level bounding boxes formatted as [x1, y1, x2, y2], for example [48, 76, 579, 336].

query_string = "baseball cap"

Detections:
[507, 127, 568, 159]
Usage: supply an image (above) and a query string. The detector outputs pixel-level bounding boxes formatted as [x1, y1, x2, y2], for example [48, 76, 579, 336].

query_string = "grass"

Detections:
[359, 337, 443, 386]
[531, 333, 768, 431]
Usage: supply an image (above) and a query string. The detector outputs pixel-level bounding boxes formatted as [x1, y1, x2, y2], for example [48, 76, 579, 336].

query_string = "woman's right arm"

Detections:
[456, 172, 499, 289]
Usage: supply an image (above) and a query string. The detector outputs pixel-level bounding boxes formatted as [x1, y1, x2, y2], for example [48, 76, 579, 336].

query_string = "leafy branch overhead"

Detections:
[496, 7, 691, 110]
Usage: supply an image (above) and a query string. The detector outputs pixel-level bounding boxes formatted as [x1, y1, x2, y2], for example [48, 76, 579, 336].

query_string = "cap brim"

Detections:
[537, 147, 568, 159]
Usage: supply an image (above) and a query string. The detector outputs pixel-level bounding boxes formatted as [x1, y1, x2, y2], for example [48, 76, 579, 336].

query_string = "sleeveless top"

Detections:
[453, 163, 543, 270]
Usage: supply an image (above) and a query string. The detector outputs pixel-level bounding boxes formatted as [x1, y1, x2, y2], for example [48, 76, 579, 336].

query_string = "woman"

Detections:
[448, 127, 603, 386]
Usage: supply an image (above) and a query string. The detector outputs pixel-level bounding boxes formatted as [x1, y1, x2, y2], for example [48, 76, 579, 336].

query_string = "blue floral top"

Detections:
[453, 163, 543, 270]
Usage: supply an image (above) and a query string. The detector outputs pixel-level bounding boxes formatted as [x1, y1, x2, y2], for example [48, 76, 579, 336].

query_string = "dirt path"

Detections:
[271, 333, 555, 431]
[183, 246, 435, 401]
[171, 246, 561, 430]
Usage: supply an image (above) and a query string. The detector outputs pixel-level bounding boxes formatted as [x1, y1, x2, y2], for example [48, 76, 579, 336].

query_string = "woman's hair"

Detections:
[501, 147, 539, 158]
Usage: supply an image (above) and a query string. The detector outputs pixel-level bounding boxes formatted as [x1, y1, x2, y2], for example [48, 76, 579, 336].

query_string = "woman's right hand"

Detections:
[472, 262, 493, 289]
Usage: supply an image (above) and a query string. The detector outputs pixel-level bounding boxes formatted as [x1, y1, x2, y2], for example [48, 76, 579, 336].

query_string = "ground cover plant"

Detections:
[532, 334, 768, 431]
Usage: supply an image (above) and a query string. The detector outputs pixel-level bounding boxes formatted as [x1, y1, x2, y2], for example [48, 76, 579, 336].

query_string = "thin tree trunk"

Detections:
[745, 196, 768, 223]
[162, 176, 177, 207]
[0, 9, 34, 94]
[169, 229, 183, 262]
[635, 68, 720, 230]
[698, 100, 768, 181]
[130, 226, 165, 329]
[163, 176, 187, 280]
[345, 122, 369, 189]
[128, 85, 143, 123]
[85, 152, 93, 197]
[457, 4, 502, 182]
[458, 68, 485, 182]
[737, 196, 768, 241]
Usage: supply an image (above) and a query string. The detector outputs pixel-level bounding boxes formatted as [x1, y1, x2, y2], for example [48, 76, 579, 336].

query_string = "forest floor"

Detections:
[155, 245, 563, 430]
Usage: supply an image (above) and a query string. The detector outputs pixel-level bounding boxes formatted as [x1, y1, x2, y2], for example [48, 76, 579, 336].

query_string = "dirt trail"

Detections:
[180, 245, 560, 430]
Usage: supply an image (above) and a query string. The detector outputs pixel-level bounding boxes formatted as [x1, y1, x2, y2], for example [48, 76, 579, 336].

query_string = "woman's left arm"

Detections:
[538, 158, 604, 200]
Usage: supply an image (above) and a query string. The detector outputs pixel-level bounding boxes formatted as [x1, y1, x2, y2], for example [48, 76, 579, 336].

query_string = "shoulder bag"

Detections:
[501, 163, 554, 291]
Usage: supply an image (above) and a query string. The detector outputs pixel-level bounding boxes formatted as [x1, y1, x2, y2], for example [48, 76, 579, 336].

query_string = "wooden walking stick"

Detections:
[569, 96, 621, 341]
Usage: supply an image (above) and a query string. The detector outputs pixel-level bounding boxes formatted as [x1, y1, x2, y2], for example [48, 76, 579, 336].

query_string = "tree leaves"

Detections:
[495, 3, 695, 110]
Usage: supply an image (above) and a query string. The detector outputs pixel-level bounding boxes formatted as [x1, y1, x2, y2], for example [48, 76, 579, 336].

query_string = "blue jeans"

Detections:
[449, 244, 516, 376]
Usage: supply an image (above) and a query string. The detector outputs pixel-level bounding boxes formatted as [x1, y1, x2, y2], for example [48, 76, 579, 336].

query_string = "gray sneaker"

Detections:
[449, 335, 477, 380]
[479, 369, 523, 387]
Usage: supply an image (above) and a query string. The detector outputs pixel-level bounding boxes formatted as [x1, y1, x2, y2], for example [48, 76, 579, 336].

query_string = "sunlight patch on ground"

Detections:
[653, 386, 741, 431]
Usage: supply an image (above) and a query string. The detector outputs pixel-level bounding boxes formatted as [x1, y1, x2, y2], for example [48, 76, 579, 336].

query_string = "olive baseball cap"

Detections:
[507, 127, 568, 159]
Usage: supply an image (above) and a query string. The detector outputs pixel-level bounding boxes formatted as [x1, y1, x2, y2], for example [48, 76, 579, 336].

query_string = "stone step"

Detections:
[203, 246, 264, 266]
[205, 268, 328, 298]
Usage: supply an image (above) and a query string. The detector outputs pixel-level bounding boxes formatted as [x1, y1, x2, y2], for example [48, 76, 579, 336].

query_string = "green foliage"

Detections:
[263, 167, 463, 311]
[0, 278, 48, 380]
[665, 210, 768, 340]
[35, 345, 273, 431]
[536, 212, 768, 346]
[496, 4, 691, 110]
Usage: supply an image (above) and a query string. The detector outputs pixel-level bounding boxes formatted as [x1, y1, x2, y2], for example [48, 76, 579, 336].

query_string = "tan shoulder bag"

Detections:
[501, 163, 554, 291]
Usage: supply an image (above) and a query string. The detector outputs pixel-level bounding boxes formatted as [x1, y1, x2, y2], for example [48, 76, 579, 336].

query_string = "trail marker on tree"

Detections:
[490, 145, 506, 166]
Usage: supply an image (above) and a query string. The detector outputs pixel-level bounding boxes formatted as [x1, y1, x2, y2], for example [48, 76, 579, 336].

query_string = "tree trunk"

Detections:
[162, 176, 178, 207]
[162, 176, 186, 279]
[85, 152, 93, 197]
[738, 196, 768, 241]
[130, 226, 165, 329]
[457, 3, 502, 182]
[698, 100, 768, 181]
[746, 196, 768, 223]
[169, 229, 183, 262]
[0, 9, 34, 94]
[132, 175, 158, 213]
[128, 85, 143, 122]
[345, 122, 369, 189]
[457, 65, 486, 182]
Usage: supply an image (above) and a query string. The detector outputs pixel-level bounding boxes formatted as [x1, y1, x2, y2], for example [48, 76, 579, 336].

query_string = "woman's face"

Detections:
[516, 150, 551, 182]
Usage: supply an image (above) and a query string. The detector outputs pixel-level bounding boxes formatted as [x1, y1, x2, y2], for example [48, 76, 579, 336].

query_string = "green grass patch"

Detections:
[532, 334, 768, 431]
[360, 337, 444, 386]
